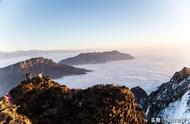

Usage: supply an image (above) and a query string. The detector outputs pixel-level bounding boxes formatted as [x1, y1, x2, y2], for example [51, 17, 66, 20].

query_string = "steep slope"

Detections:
[147, 67, 190, 123]
[0, 57, 90, 95]
[59, 50, 134, 65]
[158, 90, 190, 123]
[0, 77, 146, 124]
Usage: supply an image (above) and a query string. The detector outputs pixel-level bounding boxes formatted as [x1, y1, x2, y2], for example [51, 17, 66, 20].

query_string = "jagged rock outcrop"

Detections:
[59, 50, 134, 65]
[147, 67, 190, 123]
[0, 77, 146, 124]
[131, 86, 148, 111]
[0, 57, 90, 95]
[0, 97, 31, 124]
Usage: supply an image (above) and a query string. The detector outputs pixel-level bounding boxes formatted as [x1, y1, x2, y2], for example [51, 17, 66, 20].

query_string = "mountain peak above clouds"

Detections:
[0, 57, 90, 95]
[59, 50, 134, 65]
[146, 67, 190, 123]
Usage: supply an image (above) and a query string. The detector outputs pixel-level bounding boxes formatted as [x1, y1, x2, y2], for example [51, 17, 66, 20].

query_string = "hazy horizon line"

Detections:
[1, 42, 189, 53]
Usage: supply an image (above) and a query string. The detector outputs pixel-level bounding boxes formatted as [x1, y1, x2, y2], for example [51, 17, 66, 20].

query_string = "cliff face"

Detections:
[147, 67, 190, 123]
[0, 57, 89, 95]
[59, 50, 134, 65]
[0, 77, 146, 124]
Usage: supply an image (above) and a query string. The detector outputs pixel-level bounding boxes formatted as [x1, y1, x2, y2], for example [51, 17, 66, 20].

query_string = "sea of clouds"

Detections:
[0, 51, 190, 95]
[55, 53, 190, 94]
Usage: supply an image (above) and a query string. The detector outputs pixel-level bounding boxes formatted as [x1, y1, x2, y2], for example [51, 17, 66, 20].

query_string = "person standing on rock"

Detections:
[38, 73, 49, 79]
[38, 73, 43, 78]
[26, 73, 32, 81]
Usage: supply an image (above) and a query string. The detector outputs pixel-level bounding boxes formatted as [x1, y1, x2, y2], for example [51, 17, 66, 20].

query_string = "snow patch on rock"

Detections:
[159, 91, 190, 123]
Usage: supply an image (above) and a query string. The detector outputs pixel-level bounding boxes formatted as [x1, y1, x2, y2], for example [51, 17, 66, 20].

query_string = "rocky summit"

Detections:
[146, 67, 190, 123]
[0, 76, 146, 124]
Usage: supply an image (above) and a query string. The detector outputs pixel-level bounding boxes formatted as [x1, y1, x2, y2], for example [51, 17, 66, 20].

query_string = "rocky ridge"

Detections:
[0, 97, 31, 124]
[0, 76, 146, 124]
[146, 67, 190, 123]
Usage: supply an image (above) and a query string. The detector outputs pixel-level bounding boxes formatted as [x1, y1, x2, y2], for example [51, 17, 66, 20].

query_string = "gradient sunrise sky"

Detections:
[0, 0, 190, 51]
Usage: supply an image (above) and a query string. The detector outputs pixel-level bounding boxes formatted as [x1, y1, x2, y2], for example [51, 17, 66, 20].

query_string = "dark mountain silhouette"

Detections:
[59, 50, 134, 65]
[0, 76, 146, 124]
[0, 57, 90, 95]
[131, 86, 148, 111]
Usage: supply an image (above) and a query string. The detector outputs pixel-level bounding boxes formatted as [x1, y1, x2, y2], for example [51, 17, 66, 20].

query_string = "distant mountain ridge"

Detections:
[59, 50, 134, 65]
[0, 57, 90, 95]
[0, 50, 80, 59]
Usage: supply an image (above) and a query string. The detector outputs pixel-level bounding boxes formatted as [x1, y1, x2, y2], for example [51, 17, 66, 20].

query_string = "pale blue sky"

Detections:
[0, 0, 190, 51]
